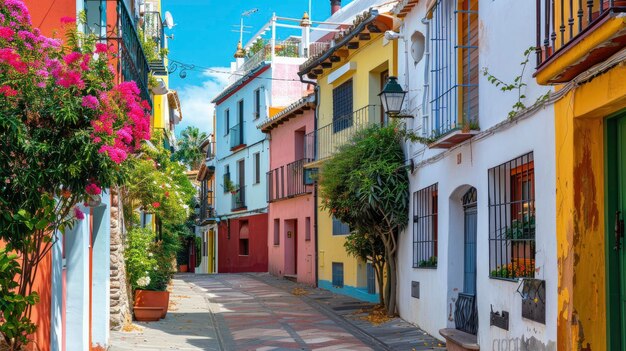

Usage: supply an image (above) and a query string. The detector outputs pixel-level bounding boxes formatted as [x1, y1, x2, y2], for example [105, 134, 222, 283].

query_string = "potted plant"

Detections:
[224, 178, 237, 194]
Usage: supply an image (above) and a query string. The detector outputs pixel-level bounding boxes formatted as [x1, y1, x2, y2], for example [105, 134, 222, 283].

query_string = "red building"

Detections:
[217, 214, 269, 272]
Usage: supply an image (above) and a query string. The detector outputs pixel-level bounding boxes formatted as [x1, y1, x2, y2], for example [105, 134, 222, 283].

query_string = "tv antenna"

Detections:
[234, 8, 259, 44]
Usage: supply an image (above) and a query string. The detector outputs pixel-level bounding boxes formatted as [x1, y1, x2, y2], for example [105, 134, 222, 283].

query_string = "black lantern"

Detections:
[379, 76, 407, 117]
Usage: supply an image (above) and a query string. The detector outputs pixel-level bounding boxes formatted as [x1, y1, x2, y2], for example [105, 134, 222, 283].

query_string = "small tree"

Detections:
[319, 123, 409, 316]
[343, 231, 386, 305]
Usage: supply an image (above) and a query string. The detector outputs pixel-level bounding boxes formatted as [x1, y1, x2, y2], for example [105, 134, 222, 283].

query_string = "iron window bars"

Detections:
[413, 183, 439, 268]
[267, 158, 313, 202]
[429, 0, 479, 137]
[332, 216, 350, 236]
[332, 262, 344, 288]
[332, 80, 354, 133]
[231, 185, 246, 211]
[488, 152, 536, 280]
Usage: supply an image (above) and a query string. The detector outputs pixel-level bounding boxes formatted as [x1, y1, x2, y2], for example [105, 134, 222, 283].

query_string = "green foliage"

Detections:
[172, 126, 208, 170]
[247, 39, 267, 57]
[138, 28, 159, 62]
[417, 256, 437, 268]
[0, 249, 38, 348]
[483, 46, 550, 119]
[343, 232, 384, 264]
[124, 227, 178, 292]
[505, 214, 536, 240]
[223, 178, 237, 193]
[195, 236, 202, 268]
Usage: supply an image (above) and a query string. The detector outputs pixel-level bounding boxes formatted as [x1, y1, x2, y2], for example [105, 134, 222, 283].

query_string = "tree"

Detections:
[173, 126, 208, 170]
[319, 123, 409, 316]
[0, 4, 151, 349]
[344, 231, 386, 306]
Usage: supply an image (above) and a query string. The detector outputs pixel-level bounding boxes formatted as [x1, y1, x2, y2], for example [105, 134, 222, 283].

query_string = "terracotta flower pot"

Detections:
[133, 307, 162, 322]
[179, 264, 188, 273]
[134, 290, 170, 318]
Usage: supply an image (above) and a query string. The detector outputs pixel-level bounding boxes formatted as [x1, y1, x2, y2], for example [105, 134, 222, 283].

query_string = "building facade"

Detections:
[392, 0, 557, 349]
[195, 137, 218, 274]
[298, 5, 398, 303]
[260, 95, 317, 285]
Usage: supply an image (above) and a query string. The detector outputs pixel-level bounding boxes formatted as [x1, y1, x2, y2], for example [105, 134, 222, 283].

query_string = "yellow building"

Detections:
[535, 2, 626, 350]
[299, 8, 397, 302]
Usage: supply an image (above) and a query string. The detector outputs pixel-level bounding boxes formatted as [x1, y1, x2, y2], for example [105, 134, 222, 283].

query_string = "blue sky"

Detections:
[162, 0, 353, 136]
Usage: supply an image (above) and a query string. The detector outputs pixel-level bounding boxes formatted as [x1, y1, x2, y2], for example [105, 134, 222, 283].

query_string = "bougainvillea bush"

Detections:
[0, 1, 151, 349]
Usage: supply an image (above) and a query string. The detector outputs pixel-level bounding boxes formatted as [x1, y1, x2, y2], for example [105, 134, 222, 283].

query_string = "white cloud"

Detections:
[175, 67, 230, 138]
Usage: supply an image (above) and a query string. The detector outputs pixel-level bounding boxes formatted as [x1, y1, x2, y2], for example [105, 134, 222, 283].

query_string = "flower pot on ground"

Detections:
[179, 264, 188, 272]
[134, 289, 170, 318]
[133, 307, 163, 322]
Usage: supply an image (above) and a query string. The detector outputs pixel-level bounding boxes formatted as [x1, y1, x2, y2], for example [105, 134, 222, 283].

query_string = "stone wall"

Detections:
[109, 189, 132, 330]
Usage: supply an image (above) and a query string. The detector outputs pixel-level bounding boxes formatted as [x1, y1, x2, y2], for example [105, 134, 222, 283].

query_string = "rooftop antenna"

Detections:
[238, 8, 259, 44]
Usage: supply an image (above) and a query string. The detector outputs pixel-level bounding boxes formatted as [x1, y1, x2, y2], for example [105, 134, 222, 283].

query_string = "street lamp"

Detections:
[379, 76, 407, 117]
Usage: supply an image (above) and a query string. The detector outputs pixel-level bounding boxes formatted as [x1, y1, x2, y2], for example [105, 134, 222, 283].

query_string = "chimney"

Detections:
[331, 0, 341, 15]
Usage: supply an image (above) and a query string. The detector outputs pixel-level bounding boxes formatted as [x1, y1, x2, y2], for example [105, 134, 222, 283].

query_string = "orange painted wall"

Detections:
[24, 0, 75, 37]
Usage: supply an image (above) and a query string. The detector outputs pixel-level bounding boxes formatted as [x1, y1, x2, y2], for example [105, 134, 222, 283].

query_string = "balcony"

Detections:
[118, 0, 151, 106]
[231, 186, 246, 211]
[304, 105, 381, 163]
[205, 141, 216, 175]
[229, 123, 245, 151]
[535, 0, 626, 84]
[142, 11, 167, 75]
[267, 158, 313, 202]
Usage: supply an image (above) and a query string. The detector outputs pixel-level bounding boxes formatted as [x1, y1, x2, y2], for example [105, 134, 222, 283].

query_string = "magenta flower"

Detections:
[0, 27, 15, 40]
[74, 207, 85, 220]
[63, 51, 82, 65]
[82, 95, 99, 109]
[95, 43, 108, 54]
[0, 85, 18, 97]
[60, 16, 76, 24]
[85, 183, 102, 195]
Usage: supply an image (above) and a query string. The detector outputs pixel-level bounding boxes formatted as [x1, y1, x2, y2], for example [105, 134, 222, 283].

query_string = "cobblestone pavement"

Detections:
[110, 273, 444, 351]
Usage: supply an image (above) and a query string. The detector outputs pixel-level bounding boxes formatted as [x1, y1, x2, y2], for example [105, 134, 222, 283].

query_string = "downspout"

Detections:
[421, 16, 431, 137]
[298, 72, 319, 287]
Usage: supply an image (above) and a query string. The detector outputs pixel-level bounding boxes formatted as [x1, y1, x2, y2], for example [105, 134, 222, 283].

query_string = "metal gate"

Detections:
[366, 262, 376, 294]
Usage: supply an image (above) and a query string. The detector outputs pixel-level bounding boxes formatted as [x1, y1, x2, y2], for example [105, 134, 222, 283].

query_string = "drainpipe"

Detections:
[298, 72, 319, 287]
[421, 16, 431, 137]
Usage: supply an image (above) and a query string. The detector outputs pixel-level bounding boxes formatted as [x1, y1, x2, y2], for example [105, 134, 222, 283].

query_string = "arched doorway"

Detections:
[462, 187, 477, 296]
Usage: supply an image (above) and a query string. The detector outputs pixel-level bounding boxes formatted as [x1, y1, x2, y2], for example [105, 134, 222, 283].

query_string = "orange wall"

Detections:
[24, 0, 75, 37]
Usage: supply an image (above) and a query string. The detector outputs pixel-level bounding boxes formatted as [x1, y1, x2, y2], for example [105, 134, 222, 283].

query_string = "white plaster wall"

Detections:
[396, 0, 557, 349]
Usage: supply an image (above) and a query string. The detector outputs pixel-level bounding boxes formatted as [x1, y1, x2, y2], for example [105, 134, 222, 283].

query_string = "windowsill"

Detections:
[239, 254, 249, 257]
[489, 276, 522, 283]
[413, 266, 438, 270]
[332, 234, 349, 236]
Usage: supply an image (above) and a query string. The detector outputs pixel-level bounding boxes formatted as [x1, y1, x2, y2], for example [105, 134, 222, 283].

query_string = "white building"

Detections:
[392, 0, 557, 349]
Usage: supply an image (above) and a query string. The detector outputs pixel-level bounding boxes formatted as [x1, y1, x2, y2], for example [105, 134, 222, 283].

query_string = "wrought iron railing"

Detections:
[536, 0, 626, 67]
[142, 11, 166, 75]
[205, 141, 216, 161]
[304, 105, 380, 162]
[231, 185, 246, 210]
[454, 293, 478, 335]
[118, 0, 151, 106]
[229, 123, 245, 149]
[267, 158, 312, 202]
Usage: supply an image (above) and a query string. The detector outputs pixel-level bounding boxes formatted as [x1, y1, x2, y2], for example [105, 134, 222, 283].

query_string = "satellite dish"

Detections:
[410, 31, 426, 64]
[164, 11, 174, 29]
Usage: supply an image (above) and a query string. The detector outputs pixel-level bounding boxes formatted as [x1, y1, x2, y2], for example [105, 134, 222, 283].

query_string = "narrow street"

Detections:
[110, 274, 444, 351]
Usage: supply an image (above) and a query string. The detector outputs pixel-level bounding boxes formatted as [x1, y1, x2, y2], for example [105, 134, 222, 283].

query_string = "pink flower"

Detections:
[74, 207, 85, 220]
[95, 43, 109, 54]
[63, 52, 82, 65]
[0, 27, 15, 40]
[80, 53, 90, 71]
[60, 16, 76, 24]
[152, 202, 161, 208]
[0, 85, 18, 97]
[82, 95, 99, 109]
[85, 183, 101, 196]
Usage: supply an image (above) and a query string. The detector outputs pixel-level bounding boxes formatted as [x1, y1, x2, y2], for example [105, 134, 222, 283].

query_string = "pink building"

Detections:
[260, 94, 317, 285]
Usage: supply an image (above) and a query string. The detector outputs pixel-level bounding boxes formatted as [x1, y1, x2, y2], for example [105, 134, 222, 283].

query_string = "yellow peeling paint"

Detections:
[315, 33, 396, 292]
[552, 60, 626, 351]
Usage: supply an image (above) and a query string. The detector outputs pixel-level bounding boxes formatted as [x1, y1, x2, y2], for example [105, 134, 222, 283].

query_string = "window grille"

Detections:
[332, 216, 350, 236]
[413, 184, 438, 268]
[332, 80, 353, 133]
[254, 89, 261, 119]
[430, 0, 479, 137]
[366, 263, 376, 294]
[253, 152, 260, 184]
[224, 109, 230, 135]
[488, 152, 535, 280]
[223, 166, 230, 194]
[332, 262, 344, 288]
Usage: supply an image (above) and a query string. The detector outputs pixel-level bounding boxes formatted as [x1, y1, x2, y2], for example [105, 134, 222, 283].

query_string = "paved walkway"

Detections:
[110, 273, 444, 351]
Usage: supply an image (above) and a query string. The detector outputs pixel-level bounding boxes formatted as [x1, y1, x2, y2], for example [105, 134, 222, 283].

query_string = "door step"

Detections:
[284, 275, 297, 282]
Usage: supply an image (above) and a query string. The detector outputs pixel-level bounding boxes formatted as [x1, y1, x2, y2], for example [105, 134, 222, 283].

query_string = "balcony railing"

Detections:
[231, 186, 246, 211]
[229, 123, 245, 150]
[267, 158, 312, 202]
[536, 0, 626, 71]
[142, 11, 166, 75]
[241, 41, 300, 73]
[118, 0, 151, 106]
[304, 105, 381, 162]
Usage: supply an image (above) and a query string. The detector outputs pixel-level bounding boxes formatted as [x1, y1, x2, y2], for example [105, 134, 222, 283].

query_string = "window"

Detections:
[253, 152, 260, 184]
[332, 262, 344, 288]
[253, 88, 261, 119]
[202, 233, 207, 257]
[273, 219, 280, 246]
[239, 239, 249, 255]
[488, 152, 535, 280]
[332, 216, 350, 236]
[305, 217, 311, 241]
[413, 184, 438, 268]
[332, 79, 353, 133]
[430, 0, 479, 136]
[224, 109, 230, 135]
[223, 165, 230, 193]
[239, 221, 249, 255]
[84, 0, 104, 36]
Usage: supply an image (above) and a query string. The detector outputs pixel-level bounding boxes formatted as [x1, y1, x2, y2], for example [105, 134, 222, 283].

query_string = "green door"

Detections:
[607, 115, 626, 350]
